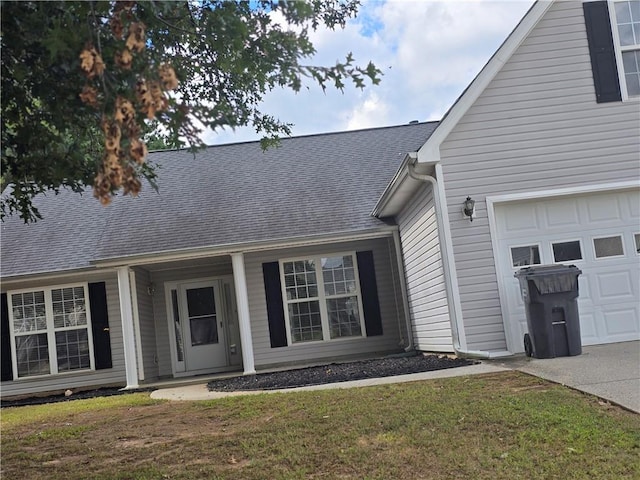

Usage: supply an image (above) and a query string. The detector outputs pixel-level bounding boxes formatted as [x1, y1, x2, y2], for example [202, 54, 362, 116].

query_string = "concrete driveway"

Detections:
[492, 341, 640, 413]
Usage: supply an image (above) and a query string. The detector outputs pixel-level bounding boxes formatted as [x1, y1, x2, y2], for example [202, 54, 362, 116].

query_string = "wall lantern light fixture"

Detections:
[463, 196, 476, 222]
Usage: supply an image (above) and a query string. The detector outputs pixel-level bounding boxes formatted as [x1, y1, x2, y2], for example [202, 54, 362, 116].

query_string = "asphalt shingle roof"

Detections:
[1, 121, 437, 278]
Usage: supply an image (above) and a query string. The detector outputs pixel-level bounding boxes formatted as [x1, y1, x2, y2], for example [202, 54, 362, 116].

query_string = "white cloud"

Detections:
[203, 0, 536, 145]
[344, 92, 391, 130]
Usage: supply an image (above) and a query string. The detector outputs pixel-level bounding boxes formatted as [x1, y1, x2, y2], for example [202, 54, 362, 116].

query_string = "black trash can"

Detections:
[514, 264, 582, 359]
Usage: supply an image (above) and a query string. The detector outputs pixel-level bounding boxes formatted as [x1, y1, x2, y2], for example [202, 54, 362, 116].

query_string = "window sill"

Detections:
[10, 367, 96, 382]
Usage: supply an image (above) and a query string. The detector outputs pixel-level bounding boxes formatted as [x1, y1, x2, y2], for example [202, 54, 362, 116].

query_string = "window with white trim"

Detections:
[611, 0, 640, 97]
[8, 285, 94, 378]
[510, 245, 541, 268]
[593, 235, 625, 258]
[281, 254, 365, 343]
[552, 240, 583, 263]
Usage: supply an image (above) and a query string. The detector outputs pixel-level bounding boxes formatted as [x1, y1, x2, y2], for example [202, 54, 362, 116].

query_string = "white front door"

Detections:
[180, 280, 227, 372]
[494, 189, 640, 353]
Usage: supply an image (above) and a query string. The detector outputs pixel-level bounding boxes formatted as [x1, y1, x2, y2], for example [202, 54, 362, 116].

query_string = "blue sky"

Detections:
[203, 0, 536, 145]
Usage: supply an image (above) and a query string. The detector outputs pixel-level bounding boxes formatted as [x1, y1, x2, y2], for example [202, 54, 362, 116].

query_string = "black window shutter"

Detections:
[583, 1, 622, 103]
[262, 262, 288, 348]
[356, 251, 383, 336]
[88, 282, 113, 370]
[1, 293, 13, 381]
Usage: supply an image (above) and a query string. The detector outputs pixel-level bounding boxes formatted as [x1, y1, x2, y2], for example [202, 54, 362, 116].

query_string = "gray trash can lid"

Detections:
[514, 264, 582, 294]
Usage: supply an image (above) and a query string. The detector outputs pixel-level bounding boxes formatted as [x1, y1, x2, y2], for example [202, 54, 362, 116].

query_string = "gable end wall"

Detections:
[439, 0, 640, 351]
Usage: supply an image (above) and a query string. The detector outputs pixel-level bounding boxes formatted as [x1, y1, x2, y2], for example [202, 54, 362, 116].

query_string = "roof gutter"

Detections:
[405, 154, 510, 359]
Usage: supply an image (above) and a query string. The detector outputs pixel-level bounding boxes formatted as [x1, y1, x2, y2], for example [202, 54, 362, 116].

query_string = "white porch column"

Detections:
[231, 253, 256, 375]
[117, 266, 140, 389]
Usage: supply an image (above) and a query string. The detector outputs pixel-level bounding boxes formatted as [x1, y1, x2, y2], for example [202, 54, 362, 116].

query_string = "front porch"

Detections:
[119, 253, 255, 390]
[114, 234, 413, 391]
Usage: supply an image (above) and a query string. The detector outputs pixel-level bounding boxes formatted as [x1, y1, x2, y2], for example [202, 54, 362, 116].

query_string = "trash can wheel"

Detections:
[524, 333, 533, 357]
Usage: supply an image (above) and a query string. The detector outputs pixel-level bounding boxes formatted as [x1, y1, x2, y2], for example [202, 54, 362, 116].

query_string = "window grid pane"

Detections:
[622, 50, 640, 96]
[16, 334, 50, 377]
[283, 260, 317, 300]
[322, 255, 357, 297]
[616, 1, 640, 45]
[11, 291, 47, 333]
[55, 329, 91, 372]
[327, 297, 362, 339]
[52, 287, 87, 329]
[288, 300, 323, 343]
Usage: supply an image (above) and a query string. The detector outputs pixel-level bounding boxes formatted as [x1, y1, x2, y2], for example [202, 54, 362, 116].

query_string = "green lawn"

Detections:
[1, 371, 638, 480]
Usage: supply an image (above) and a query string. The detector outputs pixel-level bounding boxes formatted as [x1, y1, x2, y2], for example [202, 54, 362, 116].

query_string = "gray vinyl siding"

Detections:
[439, 1, 640, 351]
[397, 184, 453, 352]
[132, 268, 158, 381]
[149, 261, 234, 378]
[1, 273, 126, 398]
[243, 237, 407, 368]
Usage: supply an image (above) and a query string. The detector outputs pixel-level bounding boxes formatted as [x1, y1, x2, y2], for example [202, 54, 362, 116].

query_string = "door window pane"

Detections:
[593, 236, 624, 258]
[189, 316, 218, 346]
[171, 289, 184, 361]
[635, 233, 640, 253]
[186, 287, 216, 316]
[186, 287, 218, 346]
[552, 241, 582, 262]
[510, 245, 541, 267]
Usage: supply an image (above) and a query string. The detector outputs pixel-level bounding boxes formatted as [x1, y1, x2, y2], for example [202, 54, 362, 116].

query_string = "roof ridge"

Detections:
[149, 120, 440, 153]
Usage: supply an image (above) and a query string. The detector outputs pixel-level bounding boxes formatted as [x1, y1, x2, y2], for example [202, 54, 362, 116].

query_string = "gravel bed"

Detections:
[1, 354, 475, 407]
[207, 354, 476, 392]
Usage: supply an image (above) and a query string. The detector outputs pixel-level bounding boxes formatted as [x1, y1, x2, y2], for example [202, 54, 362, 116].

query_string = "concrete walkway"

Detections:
[151, 341, 640, 413]
[150, 363, 508, 401]
[491, 341, 640, 413]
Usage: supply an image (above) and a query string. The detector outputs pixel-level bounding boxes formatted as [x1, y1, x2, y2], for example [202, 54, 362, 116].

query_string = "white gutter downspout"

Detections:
[392, 230, 414, 352]
[406, 154, 509, 360]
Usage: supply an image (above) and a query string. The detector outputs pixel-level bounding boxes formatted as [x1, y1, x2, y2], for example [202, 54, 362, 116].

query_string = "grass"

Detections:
[1, 371, 639, 479]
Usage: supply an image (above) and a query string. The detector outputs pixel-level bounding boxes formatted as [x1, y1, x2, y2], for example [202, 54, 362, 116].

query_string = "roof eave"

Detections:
[90, 226, 399, 268]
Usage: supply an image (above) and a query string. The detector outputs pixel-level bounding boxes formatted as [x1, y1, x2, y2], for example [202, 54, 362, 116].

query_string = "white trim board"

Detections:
[486, 180, 639, 206]
[417, 0, 554, 164]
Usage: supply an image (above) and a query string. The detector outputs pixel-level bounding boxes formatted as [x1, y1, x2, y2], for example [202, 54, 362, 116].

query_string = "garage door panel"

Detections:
[544, 198, 580, 228]
[628, 195, 640, 218]
[603, 306, 639, 336]
[585, 194, 623, 223]
[494, 189, 640, 353]
[595, 271, 634, 301]
[498, 202, 540, 235]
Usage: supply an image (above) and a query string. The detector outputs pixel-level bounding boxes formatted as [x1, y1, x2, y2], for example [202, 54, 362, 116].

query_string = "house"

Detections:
[1, 123, 438, 397]
[2, 0, 639, 398]
[374, 0, 639, 357]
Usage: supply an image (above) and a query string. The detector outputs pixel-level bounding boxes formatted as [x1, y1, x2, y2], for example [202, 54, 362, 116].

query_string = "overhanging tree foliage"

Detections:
[1, 0, 381, 222]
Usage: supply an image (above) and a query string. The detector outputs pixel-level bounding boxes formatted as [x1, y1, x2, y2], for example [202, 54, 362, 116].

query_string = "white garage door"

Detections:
[494, 189, 640, 353]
